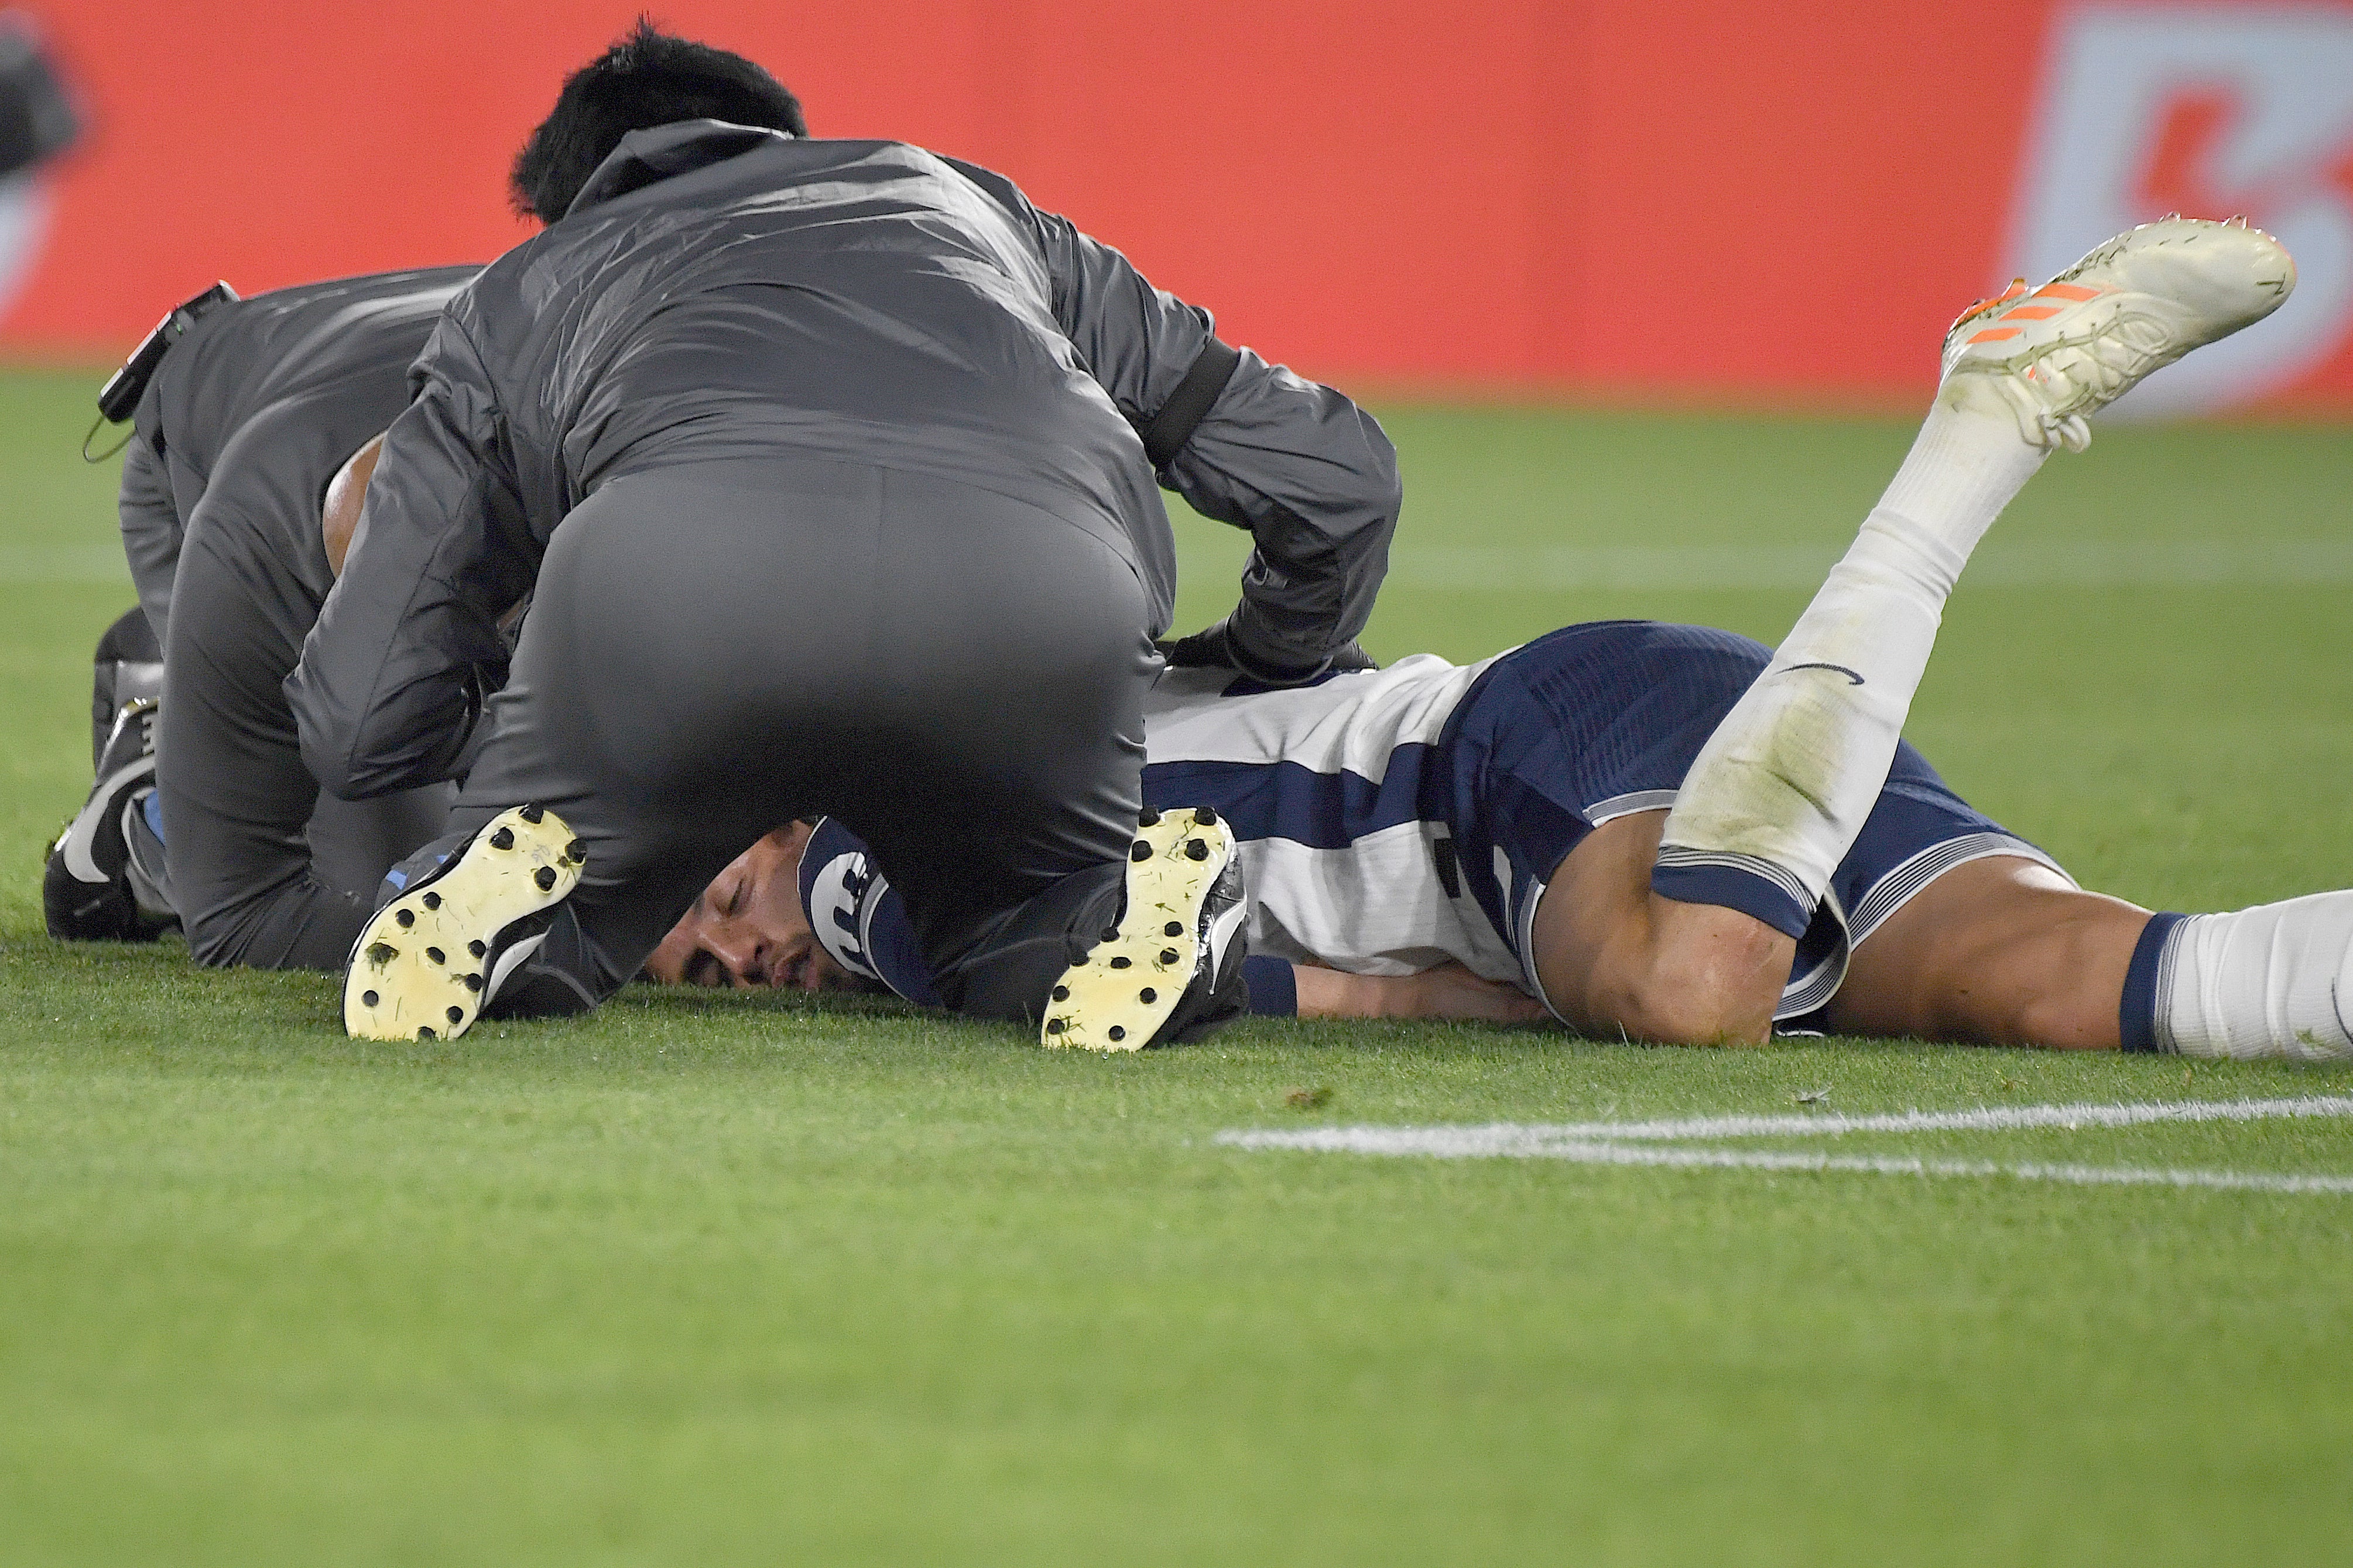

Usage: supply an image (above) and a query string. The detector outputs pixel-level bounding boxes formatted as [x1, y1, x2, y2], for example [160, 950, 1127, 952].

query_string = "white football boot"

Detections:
[344, 803, 586, 1041]
[1941, 216, 2296, 452]
[1042, 807, 1249, 1052]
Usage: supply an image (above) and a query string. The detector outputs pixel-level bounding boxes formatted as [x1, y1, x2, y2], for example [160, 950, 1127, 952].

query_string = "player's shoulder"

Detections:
[1144, 653, 1472, 729]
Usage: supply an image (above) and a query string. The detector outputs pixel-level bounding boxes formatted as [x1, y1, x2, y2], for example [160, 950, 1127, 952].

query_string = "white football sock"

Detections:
[2147, 898, 2353, 1061]
[1653, 388, 2047, 930]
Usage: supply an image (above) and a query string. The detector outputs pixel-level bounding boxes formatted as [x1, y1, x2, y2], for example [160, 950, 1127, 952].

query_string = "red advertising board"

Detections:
[4, 1, 2349, 411]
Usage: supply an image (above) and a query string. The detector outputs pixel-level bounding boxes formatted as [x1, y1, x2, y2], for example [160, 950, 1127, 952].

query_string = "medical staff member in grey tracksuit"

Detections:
[50, 267, 479, 967]
[289, 25, 1400, 1035]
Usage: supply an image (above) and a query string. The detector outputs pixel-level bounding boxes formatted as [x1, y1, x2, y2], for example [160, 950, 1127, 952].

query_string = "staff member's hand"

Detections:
[1159, 615, 1376, 687]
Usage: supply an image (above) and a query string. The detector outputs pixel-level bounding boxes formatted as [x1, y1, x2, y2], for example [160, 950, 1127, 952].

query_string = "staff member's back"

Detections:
[291, 25, 1400, 1042]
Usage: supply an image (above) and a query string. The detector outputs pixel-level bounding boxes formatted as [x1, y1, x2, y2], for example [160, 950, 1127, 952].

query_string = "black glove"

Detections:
[1159, 615, 1376, 686]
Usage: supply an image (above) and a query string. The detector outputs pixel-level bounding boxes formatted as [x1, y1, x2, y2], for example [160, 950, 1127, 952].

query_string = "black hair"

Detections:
[509, 16, 806, 224]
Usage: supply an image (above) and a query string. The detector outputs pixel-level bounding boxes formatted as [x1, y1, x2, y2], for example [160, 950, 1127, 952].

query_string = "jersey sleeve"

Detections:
[287, 315, 538, 800]
[948, 158, 1400, 676]
[797, 818, 943, 1007]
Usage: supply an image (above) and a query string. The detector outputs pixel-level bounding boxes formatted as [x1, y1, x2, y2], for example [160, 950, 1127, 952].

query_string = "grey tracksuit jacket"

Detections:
[289, 122, 1401, 802]
[122, 266, 477, 966]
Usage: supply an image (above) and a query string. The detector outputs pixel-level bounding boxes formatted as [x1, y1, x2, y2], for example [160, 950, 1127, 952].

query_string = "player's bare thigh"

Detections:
[1529, 809, 1792, 1045]
[1528, 815, 2152, 1049]
[1826, 856, 2150, 1049]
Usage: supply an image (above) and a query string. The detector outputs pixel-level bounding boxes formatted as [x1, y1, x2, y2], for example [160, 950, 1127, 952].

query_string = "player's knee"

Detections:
[1604, 975, 1771, 1046]
[1600, 908, 1787, 1046]
[179, 893, 286, 970]
[1854, 869, 2142, 1049]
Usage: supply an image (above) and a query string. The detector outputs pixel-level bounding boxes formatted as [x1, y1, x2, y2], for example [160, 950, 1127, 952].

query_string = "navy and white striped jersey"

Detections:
[1138, 656, 1519, 980]
[802, 651, 1523, 1003]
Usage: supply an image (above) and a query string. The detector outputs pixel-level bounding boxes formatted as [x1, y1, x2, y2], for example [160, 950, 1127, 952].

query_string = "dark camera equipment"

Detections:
[83, 282, 239, 458]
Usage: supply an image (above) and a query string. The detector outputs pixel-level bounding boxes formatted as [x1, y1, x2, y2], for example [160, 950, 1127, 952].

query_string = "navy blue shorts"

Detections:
[1430, 622, 2064, 1023]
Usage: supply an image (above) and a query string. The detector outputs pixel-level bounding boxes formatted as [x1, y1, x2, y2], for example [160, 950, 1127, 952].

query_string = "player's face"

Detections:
[644, 822, 855, 991]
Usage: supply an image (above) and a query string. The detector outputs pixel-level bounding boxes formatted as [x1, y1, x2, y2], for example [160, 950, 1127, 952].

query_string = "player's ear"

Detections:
[322, 433, 387, 577]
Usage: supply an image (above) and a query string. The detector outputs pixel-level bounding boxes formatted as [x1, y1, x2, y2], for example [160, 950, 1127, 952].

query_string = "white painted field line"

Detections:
[1244, 1137, 2353, 1195]
[1213, 1096, 2353, 1194]
[1382, 540, 2353, 593]
[1218, 1096, 2353, 1151]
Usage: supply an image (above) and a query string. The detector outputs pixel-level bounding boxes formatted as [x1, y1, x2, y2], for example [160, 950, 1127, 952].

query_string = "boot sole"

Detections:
[1042, 808, 1237, 1052]
[343, 804, 585, 1041]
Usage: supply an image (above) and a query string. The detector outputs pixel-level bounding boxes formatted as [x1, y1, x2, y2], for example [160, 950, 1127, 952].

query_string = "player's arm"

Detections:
[1290, 961, 1553, 1024]
[955, 162, 1400, 681]
[288, 317, 536, 800]
[801, 818, 1543, 1024]
[117, 431, 183, 647]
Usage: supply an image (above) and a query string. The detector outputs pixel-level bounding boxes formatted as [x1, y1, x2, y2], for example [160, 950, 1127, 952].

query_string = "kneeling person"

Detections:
[299, 26, 1395, 1049]
[46, 266, 477, 967]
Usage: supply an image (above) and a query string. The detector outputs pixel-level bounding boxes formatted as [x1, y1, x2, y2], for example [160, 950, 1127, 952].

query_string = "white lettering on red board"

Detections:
[2008, 5, 2353, 414]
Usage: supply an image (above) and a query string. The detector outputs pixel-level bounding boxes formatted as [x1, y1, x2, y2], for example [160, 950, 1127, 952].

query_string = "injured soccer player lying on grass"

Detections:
[652, 217, 2338, 1060]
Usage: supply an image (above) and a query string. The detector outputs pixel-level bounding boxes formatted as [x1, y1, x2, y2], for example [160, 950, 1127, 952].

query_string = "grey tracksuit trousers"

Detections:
[452, 457, 1152, 1018]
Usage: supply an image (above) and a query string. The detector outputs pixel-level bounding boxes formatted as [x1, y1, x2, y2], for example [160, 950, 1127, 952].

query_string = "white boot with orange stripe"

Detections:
[1654, 218, 2295, 938]
[1941, 215, 2296, 452]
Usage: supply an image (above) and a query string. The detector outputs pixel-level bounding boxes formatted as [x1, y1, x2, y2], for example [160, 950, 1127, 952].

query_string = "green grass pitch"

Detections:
[4, 366, 2351, 1563]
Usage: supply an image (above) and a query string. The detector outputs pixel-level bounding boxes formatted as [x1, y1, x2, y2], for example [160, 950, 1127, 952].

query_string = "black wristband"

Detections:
[1136, 337, 1241, 469]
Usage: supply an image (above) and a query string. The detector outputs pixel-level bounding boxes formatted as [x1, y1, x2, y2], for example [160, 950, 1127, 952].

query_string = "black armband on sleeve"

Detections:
[1135, 336, 1241, 469]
